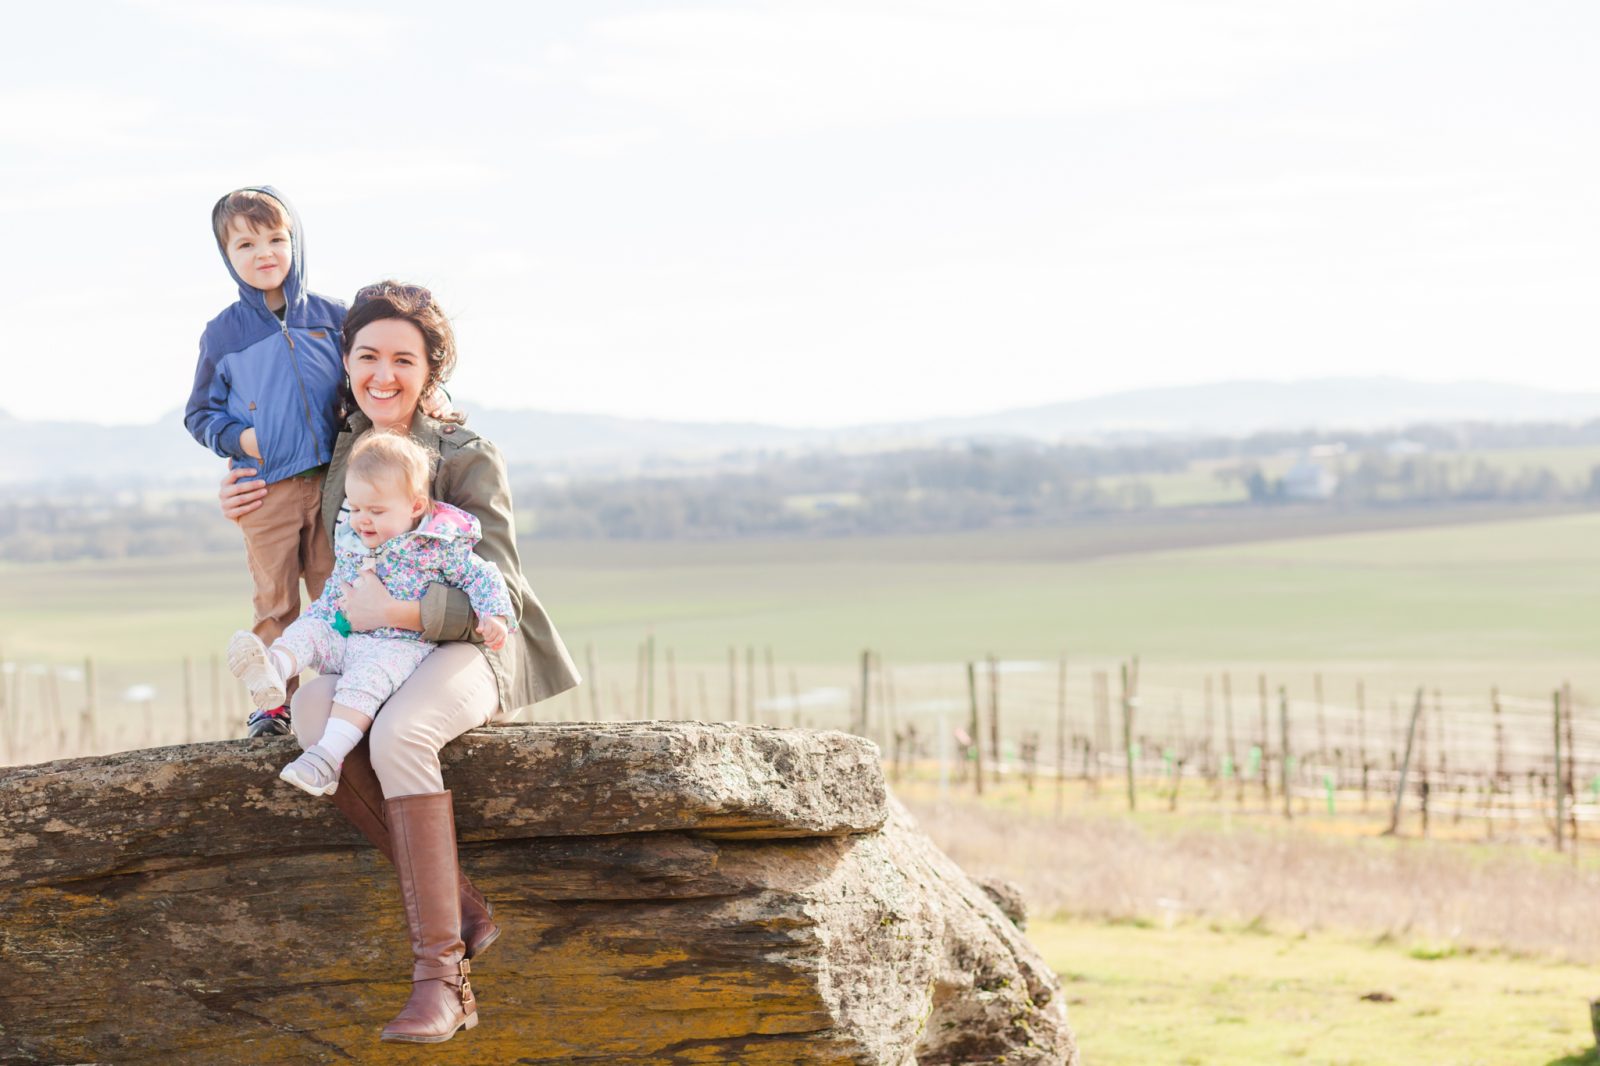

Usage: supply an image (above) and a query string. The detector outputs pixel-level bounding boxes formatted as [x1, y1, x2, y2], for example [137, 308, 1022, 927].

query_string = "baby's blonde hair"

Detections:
[347, 432, 433, 504]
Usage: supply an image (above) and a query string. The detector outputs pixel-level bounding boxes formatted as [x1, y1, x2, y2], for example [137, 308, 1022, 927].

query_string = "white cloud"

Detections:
[122, 0, 420, 64]
[553, 0, 1427, 134]
[0, 88, 163, 147]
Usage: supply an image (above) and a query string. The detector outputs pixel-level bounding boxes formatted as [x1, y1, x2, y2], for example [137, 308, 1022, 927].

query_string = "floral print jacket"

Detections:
[306, 500, 515, 642]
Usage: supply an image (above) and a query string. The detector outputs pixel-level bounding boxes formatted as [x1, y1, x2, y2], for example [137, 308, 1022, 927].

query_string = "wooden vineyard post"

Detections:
[1384, 688, 1425, 836]
[967, 662, 984, 796]
[45, 666, 62, 754]
[182, 656, 195, 744]
[585, 644, 601, 720]
[728, 647, 738, 724]
[765, 646, 776, 705]
[1489, 685, 1505, 837]
[1203, 675, 1217, 793]
[208, 653, 221, 741]
[666, 648, 679, 721]
[1258, 674, 1271, 808]
[1168, 693, 1187, 813]
[81, 656, 97, 755]
[1563, 682, 1577, 849]
[1056, 652, 1067, 819]
[1314, 672, 1326, 767]
[988, 654, 1002, 786]
[646, 635, 657, 720]
[1357, 680, 1368, 812]
[0, 647, 9, 764]
[1122, 660, 1138, 812]
[1223, 672, 1239, 805]
[857, 646, 870, 739]
[1168, 694, 1186, 811]
[1553, 687, 1567, 851]
[1279, 685, 1292, 821]
[857, 650, 871, 738]
[1093, 670, 1110, 790]
[1433, 688, 1447, 782]
[878, 655, 895, 758]
[746, 646, 757, 727]
[634, 643, 646, 719]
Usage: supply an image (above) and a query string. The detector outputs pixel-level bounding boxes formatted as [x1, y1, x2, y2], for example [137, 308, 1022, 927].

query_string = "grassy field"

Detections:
[9, 502, 1600, 1061]
[1031, 916, 1599, 1066]
[4, 502, 1596, 664]
[3, 502, 1599, 762]
[902, 783, 1600, 1064]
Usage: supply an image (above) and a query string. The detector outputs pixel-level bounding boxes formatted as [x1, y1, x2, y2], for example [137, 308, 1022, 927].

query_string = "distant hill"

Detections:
[8, 378, 1600, 486]
[870, 378, 1600, 441]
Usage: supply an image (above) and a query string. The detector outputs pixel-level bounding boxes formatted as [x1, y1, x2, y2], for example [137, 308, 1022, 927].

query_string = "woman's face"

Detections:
[345, 318, 429, 431]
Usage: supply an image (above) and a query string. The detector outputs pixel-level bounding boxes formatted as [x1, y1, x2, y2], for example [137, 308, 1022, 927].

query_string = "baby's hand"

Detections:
[476, 616, 510, 651]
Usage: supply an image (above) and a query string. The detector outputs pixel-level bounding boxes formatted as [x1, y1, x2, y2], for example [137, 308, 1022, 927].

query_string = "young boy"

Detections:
[185, 187, 347, 737]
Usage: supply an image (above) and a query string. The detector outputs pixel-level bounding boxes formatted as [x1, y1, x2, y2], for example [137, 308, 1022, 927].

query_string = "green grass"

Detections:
[4, 504, 1599, 724]
[4, 505, 1599, 667]
[1031, 916, 1600, 1066]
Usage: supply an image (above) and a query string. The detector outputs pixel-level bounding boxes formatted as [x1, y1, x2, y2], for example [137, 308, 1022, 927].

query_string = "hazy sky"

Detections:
[6, 1, 1598, 427]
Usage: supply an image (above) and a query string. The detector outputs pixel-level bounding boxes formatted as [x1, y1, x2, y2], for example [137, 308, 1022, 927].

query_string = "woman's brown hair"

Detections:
[341, 280, 465, 424]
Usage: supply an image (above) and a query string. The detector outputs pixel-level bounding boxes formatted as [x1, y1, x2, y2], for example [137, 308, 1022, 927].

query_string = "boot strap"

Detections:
[412, 957, 470, 984]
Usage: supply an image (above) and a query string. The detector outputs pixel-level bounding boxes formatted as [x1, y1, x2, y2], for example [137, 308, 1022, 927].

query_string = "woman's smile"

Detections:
[345, 317, 430, 431]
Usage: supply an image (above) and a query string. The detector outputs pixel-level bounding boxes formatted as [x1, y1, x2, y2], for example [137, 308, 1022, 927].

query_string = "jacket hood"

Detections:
[212, 184, 309, 322]
[336, 500, 483, 557]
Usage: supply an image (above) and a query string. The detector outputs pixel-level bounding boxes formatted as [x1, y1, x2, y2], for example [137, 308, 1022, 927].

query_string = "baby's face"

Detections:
[345, 473, 426, 548]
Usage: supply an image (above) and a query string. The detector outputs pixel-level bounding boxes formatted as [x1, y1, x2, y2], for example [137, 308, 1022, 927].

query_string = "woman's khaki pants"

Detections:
[289, 642, 498, 798]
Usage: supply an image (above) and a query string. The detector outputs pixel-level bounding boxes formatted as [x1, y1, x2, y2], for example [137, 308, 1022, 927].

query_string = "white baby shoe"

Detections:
[227, 630, 286, 711]
[279, 744, 341, 797]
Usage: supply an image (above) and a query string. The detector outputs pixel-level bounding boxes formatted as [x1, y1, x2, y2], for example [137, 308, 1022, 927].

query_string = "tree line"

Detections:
[7, 418, 1600, 560]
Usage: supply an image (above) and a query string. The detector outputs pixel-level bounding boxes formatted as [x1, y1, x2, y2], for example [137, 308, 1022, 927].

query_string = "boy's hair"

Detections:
[212, 189, 290, 245]
[347, 432, 433, 505]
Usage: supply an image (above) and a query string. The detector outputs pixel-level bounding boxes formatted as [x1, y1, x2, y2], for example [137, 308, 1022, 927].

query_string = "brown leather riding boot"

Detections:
[328, 739, 501, 958]
[379, 790, 479, 1044]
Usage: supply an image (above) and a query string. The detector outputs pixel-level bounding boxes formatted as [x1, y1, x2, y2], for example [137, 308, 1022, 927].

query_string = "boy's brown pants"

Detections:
[238, 471, 335, 684]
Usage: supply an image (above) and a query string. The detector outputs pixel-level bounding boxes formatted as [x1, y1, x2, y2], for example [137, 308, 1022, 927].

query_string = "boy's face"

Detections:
[224, 217, 292, 295]
[345, 472, 428, 548]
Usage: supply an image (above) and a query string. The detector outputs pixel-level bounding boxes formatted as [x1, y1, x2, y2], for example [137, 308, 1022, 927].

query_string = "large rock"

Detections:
[0, 722, 1075, 1064]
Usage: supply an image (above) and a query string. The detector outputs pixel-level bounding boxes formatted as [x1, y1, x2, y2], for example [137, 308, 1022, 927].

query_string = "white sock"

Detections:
[270, 648, 297, 683]
[316, 717, 367, 765]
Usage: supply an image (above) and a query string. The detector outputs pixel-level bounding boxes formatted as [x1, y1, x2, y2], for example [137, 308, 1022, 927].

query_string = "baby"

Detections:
[227, 431, 514, 796]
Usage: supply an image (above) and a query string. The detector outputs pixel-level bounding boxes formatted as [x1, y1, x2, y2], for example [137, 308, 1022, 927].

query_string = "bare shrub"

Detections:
[901, 792, 1600, 961]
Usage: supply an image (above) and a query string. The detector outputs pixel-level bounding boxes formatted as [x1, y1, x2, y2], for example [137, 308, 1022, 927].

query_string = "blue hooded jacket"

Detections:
[183, 185, 347, 485]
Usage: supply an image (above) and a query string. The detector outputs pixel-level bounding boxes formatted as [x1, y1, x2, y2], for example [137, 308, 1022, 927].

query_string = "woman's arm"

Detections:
[340, 571, 424, 633]
[419, 440, 525, 643]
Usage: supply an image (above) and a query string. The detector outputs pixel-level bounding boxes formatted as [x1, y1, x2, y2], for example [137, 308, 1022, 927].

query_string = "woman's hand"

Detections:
[341, 570, 423, 633]
[219, 465, 267, 523]
[420, 387, 453, 421]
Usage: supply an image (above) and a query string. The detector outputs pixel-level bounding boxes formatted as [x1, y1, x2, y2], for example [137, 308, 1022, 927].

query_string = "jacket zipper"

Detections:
[280, 304, 328, 467]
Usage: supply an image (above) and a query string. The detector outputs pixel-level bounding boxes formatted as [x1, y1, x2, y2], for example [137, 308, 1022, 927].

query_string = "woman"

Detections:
[220, 281, 580, 1044]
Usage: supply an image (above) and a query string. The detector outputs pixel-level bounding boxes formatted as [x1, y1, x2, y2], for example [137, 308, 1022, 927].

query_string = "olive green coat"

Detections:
[321, 411, 582, 719]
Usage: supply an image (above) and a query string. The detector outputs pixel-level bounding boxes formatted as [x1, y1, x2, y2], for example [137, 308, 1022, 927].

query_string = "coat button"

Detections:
[442, 425, 455, 435]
